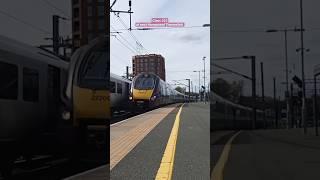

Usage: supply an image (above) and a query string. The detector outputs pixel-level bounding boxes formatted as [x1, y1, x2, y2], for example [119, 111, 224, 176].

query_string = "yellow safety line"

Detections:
[211, 131, 242, 180]
[155, 104, 184, 180]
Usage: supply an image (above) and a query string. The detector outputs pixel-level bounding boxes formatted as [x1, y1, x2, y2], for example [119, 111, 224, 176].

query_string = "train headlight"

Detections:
[62, 111, 71, 120]
[129, 96, 133, 100]
[151, 96, 156, 101]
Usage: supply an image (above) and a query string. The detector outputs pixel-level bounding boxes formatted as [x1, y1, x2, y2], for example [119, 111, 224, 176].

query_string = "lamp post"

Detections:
[313, 64, 320, 136]
[313, 74, 318, 136]
[266, 27, 303, 129]
[193, 70, 201, 101]
[243, 56, 257, 129]
[186, 79, 191, 102]
[297, 47, 309, 133]
[203, 56, 206, 104]
[261, 62, 266, 128]
[299, 0, 307, 134]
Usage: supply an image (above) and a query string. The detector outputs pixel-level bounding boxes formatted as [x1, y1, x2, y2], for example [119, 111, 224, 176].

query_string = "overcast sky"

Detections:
[213, 0, 320, 98]
[0, 0, 71, 46]
[110, 0, 210, 92]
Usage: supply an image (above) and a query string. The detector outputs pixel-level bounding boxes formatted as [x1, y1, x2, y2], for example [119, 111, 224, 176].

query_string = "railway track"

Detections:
[110, 103, 180, 125]
[0, 128, 107, 180]
[1, 154, 105, 180]
[1, 148, 106, 180]
[110, 105, 169, 123]
[110, 108, 147, 125]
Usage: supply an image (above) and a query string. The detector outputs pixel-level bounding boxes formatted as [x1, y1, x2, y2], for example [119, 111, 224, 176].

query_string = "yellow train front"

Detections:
[130, 73, 187, 109]
[63, 36, 109, 132]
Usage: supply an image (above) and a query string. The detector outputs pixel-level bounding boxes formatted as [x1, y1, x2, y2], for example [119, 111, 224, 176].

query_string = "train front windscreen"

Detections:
[134, 75, 155, 90]
[79, 44, 108, 90]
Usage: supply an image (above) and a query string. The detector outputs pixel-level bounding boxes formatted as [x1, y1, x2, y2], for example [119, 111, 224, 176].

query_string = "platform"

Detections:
[111, 102, 210, 179]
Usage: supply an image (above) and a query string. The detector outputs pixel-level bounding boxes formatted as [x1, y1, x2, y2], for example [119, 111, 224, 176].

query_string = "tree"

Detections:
[229, 80, 244, 101]
[212, 78, 231, 99]
[175, 86, 185, 93]
[212, 78, 243, 102]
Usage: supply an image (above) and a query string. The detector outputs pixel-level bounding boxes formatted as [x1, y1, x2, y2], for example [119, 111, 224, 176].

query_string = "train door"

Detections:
[47, 65, 61, 131]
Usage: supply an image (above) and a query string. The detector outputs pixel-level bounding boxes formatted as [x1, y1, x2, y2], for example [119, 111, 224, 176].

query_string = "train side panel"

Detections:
[72, 86, 109, 126]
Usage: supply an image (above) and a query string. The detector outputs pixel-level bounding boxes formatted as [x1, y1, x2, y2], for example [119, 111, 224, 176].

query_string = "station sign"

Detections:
[135, 18, 185, 28]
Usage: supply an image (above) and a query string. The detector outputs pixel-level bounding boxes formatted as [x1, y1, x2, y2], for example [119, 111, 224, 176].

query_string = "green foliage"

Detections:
[175, 86, 186, 93]
[211, 78, 243, 102]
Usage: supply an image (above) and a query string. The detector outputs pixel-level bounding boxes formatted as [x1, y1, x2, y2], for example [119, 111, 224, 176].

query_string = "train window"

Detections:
[134, 76, 155, 90]
[79, 40, 108, 89]
[23, 68, 39, 102]
[117, 83, 122, 94]
[48, 65, 60, 102]
[110, 81, 116, 93]
[0, 62, 18, 99]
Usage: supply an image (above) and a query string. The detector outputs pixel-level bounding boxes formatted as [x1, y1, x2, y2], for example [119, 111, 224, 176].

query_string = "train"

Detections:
[0, 35, 69, 176]
[130, 72, 189, 108]
[110, 73, 131, 113]
[211, 92, 274, 130]
[63, 36, 108, 129]
[0, 35, 108, 177]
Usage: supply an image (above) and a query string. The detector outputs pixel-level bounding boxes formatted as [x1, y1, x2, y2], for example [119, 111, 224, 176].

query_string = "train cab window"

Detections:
[0, 62, 18, 99]
[117, 83, 122, 94]
[23, 68, 39, 102]
[110, 81, 115, 93]
[134, 76, 155, 90]
[79, 41, 108, 89]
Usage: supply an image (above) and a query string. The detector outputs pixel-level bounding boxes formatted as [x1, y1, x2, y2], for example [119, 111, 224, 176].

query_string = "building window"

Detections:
[73, 0, 79, 5]
[73, 8, 79, 18]
[88, 6, 93, 17]
[110, 81, 115, 93]
[0, 62, 18, 100]
[98, 6, 105, 16]
[98, 18, 105, 30]
[117, 83, 122, 94]
[74, 21, 80, 31]
[23, 67, 39, 102]
[88, 19, 93, 31]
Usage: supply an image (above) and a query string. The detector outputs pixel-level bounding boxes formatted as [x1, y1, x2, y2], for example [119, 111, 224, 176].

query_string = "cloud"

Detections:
[111, 0, 210, 78]
[176, 33, 205, 44]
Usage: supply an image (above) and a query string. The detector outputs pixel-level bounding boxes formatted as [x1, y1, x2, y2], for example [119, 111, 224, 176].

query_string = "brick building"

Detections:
[132, 54, 166, 81]
[72, 0, 107, 50]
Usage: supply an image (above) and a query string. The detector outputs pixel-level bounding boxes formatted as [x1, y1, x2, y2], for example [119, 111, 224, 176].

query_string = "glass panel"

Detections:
[23, 67, 39, 102]
[117, 83, 122, 94]
[0, 62, 18, 99]
[110, 81, 115, 93]
[134, 76, 155, 90]
[79, 39, 108, 89]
